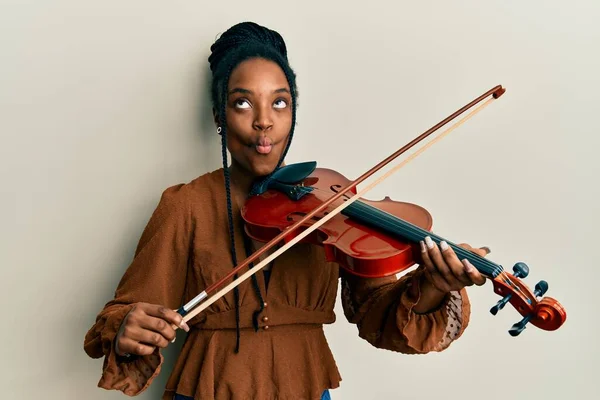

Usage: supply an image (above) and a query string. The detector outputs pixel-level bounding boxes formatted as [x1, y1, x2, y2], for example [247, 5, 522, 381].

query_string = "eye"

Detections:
[234, 99, 251, 109]
[273, 99, 288, 109]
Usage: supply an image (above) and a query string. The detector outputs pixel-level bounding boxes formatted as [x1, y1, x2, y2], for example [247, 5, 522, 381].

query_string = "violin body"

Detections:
[241, 162, 567, 336]
[242, 168, 432, 278]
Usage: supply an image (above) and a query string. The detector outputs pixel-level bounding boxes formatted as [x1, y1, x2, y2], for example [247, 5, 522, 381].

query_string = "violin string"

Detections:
[346, 200, 498, 275]
[344, 200, 503, 277]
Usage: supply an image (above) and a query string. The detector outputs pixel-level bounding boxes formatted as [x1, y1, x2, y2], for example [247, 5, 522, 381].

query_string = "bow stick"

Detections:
[174, 85, 506, 326]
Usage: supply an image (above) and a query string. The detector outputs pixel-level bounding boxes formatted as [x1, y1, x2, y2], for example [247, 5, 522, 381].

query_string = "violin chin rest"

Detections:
[251, 161, 317, 195]
[272, 161, 317, 183]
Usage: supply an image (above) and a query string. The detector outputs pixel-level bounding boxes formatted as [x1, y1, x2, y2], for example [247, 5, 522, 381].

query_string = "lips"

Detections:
[255, 136, 273, 154]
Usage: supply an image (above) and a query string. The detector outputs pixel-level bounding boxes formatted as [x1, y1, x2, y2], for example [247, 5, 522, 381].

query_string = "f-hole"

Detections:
[330, 184, 351, 203]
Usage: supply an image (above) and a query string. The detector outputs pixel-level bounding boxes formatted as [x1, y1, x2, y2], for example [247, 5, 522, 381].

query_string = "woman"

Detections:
[83, 22, 489, 400]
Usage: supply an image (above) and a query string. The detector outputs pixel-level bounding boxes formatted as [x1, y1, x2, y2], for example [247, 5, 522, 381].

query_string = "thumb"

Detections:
[458, 243, 491, 257]
[476, 246, 491, 257]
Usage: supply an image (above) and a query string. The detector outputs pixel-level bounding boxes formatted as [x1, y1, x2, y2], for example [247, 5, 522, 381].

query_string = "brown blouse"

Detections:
[83, 168, 471, 400]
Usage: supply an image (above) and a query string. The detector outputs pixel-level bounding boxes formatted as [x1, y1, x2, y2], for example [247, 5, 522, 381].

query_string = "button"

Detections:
[263, 302, 268, 308]
[262, 316, 269, 322]
[263, 325, 269, 330]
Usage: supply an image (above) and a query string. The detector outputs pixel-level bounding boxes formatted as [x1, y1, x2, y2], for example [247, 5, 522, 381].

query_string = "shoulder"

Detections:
[157, 168, 224, 214]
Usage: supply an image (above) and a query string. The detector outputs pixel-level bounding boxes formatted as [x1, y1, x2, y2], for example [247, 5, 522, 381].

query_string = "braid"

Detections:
[219, 61, 252, 353]
[209, 22, 298, 352]
[242, 232, 266, 332]
[218, 60, 272, 351]
[217, 65, 241, 352]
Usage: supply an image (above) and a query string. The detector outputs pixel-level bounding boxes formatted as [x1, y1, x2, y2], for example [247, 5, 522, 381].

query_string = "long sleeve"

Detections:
[340, 266, 471, 354]
[83, 184, 194, 396]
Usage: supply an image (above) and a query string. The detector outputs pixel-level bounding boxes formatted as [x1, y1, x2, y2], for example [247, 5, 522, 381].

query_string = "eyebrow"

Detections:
[228, 87, 290, 95]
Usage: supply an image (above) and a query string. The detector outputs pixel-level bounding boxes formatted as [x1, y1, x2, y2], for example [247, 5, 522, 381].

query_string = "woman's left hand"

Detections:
[413, 236, 489, 313]
[420, 236, 489, 293]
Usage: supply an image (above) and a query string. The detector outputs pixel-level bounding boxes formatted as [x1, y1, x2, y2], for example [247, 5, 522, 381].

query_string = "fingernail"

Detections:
[440, 240, 449, 251]
[425, 236, 434, 249]
[481, 246, 491, 254]
[419, 240, 426, 252]
[462, 259, 474, 272]
[180, 320, 190, 332]
[171, 337, 176, 343]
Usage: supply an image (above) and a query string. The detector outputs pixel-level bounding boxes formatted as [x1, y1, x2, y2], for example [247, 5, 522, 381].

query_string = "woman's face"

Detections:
[220, 57, 293, 177]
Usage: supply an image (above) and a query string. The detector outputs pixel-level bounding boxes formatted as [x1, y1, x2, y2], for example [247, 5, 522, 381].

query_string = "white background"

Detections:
[1, 1, 597, 399]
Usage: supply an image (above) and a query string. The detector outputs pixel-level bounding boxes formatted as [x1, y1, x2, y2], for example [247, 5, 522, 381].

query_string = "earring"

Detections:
[217, 126, 222, 135]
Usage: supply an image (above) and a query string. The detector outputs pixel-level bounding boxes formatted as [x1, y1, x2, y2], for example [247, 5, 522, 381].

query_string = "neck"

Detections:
[229, 161, 255, 195]
[343, 199, 503, 278]
[228, 163, 255, 211]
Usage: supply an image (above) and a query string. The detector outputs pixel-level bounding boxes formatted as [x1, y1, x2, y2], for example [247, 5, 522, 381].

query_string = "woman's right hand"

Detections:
[115, 302, 190, 357]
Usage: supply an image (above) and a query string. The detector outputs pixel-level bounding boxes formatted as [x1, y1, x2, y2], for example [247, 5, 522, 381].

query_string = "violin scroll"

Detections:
[490, 263, 567, 336]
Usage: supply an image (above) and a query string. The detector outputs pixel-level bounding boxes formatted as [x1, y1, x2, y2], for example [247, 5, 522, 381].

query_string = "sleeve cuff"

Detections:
[398, 273, 469, 353]
[100, 304, 133, 355]
[96, 304, 164, 396]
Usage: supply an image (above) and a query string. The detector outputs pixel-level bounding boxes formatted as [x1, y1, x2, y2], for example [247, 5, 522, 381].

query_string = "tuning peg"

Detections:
[509, 314, 533, 336]
[534, 280, 548, 296]
[512, 262, 529, 278]
[490, 294, 512, 315]
[524, 280, 549, 305]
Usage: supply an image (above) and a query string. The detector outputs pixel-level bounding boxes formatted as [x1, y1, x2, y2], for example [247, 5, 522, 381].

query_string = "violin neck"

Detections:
[343, 200, 503, 278]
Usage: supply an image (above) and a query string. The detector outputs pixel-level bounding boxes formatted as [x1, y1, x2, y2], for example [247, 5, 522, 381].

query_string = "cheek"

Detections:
[226, 111, 251, 133]
[273, 111, 293, 137]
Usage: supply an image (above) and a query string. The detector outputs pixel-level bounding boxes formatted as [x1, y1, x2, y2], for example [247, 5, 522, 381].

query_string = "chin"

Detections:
[251, 164, 277, 177]
[249, 158, 280, 177]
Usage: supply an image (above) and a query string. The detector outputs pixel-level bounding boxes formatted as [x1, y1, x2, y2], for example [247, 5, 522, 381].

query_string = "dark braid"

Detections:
[218, 61, 267, 352]
[218, 80, 241, 351]
[242, 231, 267, 332]
[208, 22, 298, 352]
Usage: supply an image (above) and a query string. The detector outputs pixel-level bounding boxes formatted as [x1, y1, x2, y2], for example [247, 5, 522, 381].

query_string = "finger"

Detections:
[419, 240, 434, 269]
[126, 324, 171, 349]
[462, 259, 486, 286]
[420, 241, 450, 292]
[439, 241, 473, 287]
[424, 237, 455, 284]
[117, 336, 156, 356]
[138, 315, 178, 342]
[143, 304, 190, 332]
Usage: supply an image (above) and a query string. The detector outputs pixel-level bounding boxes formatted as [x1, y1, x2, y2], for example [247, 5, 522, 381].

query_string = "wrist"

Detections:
[413, 274, 448, 314]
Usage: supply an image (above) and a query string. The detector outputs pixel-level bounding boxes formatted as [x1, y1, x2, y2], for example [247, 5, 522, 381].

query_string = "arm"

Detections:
[341, 238, 488, 354]
[83, 184, 194, 396]
[341, 268, 469, 354]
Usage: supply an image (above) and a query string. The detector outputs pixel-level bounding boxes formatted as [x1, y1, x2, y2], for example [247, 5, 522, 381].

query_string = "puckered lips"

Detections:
[255, 136, 273, 154]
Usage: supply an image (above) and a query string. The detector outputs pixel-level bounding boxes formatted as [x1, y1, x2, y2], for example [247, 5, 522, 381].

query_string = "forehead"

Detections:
[228, 58, 289, 90]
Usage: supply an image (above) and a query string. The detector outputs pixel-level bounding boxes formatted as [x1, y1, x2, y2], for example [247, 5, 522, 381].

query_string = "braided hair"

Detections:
[207, 22, 298, 353]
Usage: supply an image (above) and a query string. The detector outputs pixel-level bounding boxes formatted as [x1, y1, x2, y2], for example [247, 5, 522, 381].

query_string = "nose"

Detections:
[253, 104, 273, 132]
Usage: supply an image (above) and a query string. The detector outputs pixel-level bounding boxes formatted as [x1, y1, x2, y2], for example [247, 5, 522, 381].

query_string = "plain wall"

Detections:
[2, 0, 598, 399]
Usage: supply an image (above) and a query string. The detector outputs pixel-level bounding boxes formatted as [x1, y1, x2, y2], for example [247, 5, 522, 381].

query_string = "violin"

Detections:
[175, 85, 567, 337]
